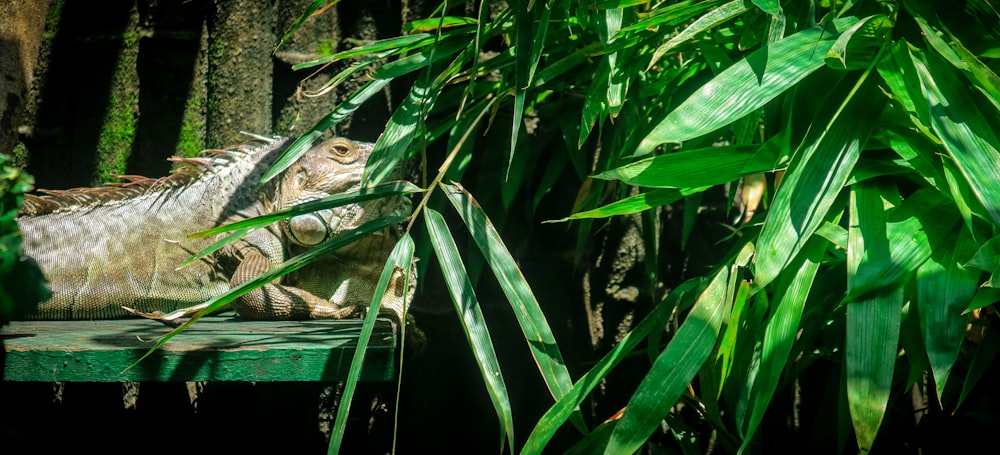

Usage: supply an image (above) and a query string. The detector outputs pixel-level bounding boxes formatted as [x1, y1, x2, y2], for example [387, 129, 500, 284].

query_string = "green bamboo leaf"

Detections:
[754, 70, 885, 290]
[295, 33, 437, 69]
[441, 182, 584, 431]
[845, 188, 956, 301]
[917, 227, 979, 399]
[815, 220, 848, 251]
[825, 15, 891, 71]
[424, 208, 514, 453]
[260, 79, 390, 184]
[506, 2, 552, 177]
[187, 181, 421, 238]
[966, 287, 1000, 313]
[878, 42, 920, 116]
[578, 61, 609, 148]
[764, 5, 785, 44]
[295, 51, 391, 99]
[939, 26, 1000, 113]
[716, 278, 752, 399]
[941, 159, 985, 235]
[604, 265, 731, 454]
[546, 186, 709, 222]
[957, 322, 1000, 410]
[124, 216, 406, 370]
[403, 16, 478, 33]
[751, 0, 780, 15]
[329, 234, 414, 454]
[276, 0, 338, 51]
[371, 37, 468, 80]
[176, 227, 250, 269]
[593, 145, 771, 188]
[912, 47, 1000, 227]
[966, 234, 1000, 273]
[740, 235, 828, 451]
[845, 183, 902, 454]
[599, 6, 625, 115]
[616, 0, 730, 36]
[366, 75, 440, 186]
[521, 277, 688, 453]
[647, 0, 750, 71]
[635, 17, 859, 156]
[966, 234, 1000, 287]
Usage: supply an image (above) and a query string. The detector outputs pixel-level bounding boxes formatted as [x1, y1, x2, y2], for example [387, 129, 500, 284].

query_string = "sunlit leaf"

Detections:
[124, 216, 407, 369]
[754, 71, 885, 290]
[522, 277, 684, 453]
[404, 16, 478, 33]
[636, 17, 859, 155]
[917, 226, 979, 399]
[740, 235, 828, 450]
[261, 79, 390, 184]
[647, 0, 750, 71]
[605, 266, 730, 454]
[593, 145, 772, 188]
[424, 208, 514, 452]
[912, 47, 1000, 227]
[441, 182, 584, 432]
[276, 0, 338, 51]
[328, 234, 415, 454]
[826, 15, 890, 71]
[188, 182, 421, 238]
[547, 186, 709, 222]
[845, 183, 902, 454]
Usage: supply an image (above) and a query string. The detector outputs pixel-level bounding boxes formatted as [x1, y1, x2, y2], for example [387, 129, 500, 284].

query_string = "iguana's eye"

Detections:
[327, 138, 359, 163]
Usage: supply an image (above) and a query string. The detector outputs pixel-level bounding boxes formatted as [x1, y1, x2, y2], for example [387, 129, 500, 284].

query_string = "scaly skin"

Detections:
[17, 136, 414, 331]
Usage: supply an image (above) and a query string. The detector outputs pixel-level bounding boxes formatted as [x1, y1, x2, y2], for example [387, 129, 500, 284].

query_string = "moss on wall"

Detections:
[92, 6, 139, 185]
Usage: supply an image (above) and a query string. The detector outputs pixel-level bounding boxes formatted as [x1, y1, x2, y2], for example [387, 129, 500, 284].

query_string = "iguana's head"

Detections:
[275, 137, 410, 248]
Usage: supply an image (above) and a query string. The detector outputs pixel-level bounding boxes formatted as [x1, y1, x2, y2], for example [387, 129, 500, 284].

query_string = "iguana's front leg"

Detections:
[229, 248, 356, 320]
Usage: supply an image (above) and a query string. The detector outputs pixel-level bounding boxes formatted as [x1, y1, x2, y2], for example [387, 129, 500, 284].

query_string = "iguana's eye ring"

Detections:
[327, 138, 359, 163]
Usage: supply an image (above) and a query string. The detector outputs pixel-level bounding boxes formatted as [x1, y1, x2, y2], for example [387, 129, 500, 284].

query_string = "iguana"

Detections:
[16, 135, 417, 338]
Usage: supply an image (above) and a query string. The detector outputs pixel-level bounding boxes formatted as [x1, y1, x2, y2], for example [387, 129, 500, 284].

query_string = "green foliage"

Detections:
[0, 155, 49, 324]
[266, 0, 1000, 452]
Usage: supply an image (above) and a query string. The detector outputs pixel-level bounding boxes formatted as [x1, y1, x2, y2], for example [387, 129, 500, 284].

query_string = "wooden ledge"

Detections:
[1, 318, 396, 382]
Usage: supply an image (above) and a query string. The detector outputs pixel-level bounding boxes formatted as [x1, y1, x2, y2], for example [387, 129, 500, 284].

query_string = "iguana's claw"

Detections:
[121, 306, 183, 328]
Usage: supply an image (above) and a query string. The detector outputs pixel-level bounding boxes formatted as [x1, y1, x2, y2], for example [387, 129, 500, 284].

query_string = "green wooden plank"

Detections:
[1, 318, 395, 382]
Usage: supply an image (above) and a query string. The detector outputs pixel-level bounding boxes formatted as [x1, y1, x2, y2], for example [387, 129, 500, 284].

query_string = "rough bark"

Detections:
[0, 0, 50, 159]
[205, 0, 276, 148]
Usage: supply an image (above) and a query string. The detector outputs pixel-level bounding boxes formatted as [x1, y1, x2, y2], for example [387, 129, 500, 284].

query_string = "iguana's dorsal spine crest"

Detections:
[19, 139, 282, 216]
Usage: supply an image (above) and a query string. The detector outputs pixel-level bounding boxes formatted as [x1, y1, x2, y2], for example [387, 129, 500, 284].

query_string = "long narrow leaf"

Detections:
[521, 277, 701, 453]
[605, 265, 731, 454]
[844, 188, 953, 301]
[845, 183, 902, 454]
[594, 145, 772, 188]
[276, 0, 338, 50]
[917, 227, 979, 399]
[754, 69, 885, 290]
[188, 182, 421, 238]
[260, 79, 391, 184]
[176, 227, 250, 269]
[547, 186, 709, 222]
[424, 208, 514, 452]
[441, 182, 583, 431]
[740, 235, 828, 451]
[912, 47, 1000, 228]
[328, 234, 415, 454]
[636, 17, 859, 155]
[647, 0, 750, 70]
[124, 216, 407, 369]
[365, 75, 439, 185]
